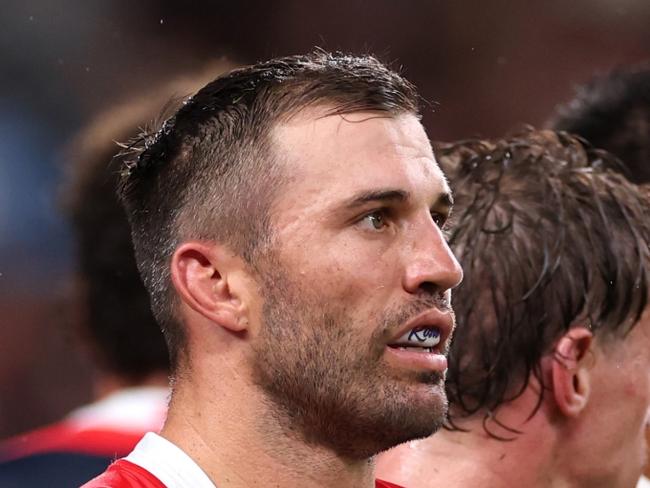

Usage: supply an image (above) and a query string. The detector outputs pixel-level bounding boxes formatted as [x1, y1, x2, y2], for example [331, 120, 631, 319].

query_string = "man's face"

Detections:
[249, 109, 463, 458]
[579, 307, 650, 487]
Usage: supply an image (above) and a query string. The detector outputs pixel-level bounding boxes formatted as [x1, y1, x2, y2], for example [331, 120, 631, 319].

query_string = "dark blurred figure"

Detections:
[377, 129, 650, 488]
[0, 61, 235, 487]
[548, 61, 650, 184]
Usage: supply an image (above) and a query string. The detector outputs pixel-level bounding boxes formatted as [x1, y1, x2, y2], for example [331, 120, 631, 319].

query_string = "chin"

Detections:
[401, 370, 448, 405]
[387, 384, 448, 442]
[326, 381, 448, 460]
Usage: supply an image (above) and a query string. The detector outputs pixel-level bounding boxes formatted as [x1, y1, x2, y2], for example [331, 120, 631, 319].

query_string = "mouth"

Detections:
[384, 309, 454, 373]
[388, 326, 442, 353]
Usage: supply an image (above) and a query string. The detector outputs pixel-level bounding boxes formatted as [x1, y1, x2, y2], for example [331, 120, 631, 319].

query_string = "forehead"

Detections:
[270, 109, 448, 219]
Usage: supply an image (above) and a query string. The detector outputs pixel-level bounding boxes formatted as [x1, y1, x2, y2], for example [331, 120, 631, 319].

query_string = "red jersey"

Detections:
[0, 387, 167, 488]
[82, 433, 404, 487]
[0, 387, 167, 463]
[82, 460, 165, 488]
[83, 459, 404, 487]
[376, 480, 404, 488]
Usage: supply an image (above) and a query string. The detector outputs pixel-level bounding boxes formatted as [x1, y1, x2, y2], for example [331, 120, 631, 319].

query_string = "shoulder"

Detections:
[375, 480, 405, 488]
[82, 459, 166, 488]
[0, 419, 144, 462]
[375, 479, 404, 488]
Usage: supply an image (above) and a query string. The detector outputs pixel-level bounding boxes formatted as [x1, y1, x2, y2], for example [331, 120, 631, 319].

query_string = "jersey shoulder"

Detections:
[82, 459, 166, 488]
[375, 480, 405, 488]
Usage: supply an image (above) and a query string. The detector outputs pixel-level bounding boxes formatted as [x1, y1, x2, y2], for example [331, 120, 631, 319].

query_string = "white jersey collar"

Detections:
[126, 432, 216, 488]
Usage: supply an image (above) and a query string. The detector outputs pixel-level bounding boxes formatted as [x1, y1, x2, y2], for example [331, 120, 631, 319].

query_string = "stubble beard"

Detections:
[251, 264, 449, 460]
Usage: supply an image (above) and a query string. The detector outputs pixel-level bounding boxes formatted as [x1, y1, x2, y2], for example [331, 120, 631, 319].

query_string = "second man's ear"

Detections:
[170, 241, 250, 333]
[551, 327, 593, 418]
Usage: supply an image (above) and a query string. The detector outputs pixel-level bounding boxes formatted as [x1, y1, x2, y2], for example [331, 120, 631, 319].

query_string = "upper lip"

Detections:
[387, 307, 454, 352]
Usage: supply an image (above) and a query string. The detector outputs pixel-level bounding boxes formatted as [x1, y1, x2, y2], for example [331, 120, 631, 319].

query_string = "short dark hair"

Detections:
[119, 50, 420, 369]
[63, 61, 236, 381]
[548, 61, 650, 184]
[438, 129, 650, 435]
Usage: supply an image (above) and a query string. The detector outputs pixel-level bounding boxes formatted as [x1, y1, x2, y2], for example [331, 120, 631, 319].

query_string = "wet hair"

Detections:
[63, 61, 235, 381]
[548, 61, 650, 184]
[118, 50, 420, 370]
[438, 129, 650, 436]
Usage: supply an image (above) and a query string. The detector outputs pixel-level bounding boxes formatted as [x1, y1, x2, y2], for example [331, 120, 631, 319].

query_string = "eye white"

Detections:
[361, 212, 385, 230]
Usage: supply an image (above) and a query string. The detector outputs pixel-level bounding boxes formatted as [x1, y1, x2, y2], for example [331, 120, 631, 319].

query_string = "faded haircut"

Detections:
[118, 50, 420, 370]
[548, 61, 650, 184]
[438, 129, 650, 436]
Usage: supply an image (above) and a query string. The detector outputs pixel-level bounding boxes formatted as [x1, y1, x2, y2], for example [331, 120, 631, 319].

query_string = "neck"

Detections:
[377, 388, 573, 488]
[161, 358, 376, 488]
[382, 428, 557, 488]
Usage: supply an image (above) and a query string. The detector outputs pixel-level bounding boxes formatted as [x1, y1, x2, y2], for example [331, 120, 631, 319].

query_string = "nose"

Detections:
[402, 217, 463, 296]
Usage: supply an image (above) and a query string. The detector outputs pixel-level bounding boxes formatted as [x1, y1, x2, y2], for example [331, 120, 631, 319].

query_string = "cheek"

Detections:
[620, 369, 650, 431]
[322, 251, 402, 305]
[622, 381, 646, 398]
[624, 357, 650, 398]
[279, 229, 405, 306]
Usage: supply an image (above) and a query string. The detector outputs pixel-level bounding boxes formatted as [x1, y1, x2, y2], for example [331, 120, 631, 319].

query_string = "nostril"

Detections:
[415, 283, 450, 310]
[418, 282, 438, 296]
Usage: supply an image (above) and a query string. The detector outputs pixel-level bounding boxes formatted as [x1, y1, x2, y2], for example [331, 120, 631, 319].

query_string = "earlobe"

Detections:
[551, 327, 593, 417]
[171, 242, 249, 332]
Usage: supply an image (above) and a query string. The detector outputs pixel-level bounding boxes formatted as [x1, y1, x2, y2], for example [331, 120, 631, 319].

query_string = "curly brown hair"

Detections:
[437, 129, 650, 437]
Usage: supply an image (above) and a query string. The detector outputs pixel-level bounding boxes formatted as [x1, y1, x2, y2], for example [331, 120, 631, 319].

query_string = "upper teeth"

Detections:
[395, 327, 441, 348]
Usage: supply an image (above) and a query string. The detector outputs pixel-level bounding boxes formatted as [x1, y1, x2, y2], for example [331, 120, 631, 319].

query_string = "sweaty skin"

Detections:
[162, 109, 462, 488]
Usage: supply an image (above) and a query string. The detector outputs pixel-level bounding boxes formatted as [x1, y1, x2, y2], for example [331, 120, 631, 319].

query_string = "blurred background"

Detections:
[0, 0, 648, 438]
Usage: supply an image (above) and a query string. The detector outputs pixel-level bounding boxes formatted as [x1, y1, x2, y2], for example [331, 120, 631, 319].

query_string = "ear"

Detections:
[551, 327, 593, 417]
[170, 241, 249, 333]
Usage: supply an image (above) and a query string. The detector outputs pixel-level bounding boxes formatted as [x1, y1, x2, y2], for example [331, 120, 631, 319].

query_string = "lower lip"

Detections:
[384, 346, 448, 372]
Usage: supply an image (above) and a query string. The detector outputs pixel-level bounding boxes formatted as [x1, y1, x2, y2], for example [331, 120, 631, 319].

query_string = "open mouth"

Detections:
[387, 326, 441, 354]
[383, 309, 453, 373]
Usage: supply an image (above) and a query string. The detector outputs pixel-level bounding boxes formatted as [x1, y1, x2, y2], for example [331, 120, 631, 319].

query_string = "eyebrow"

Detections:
[342, 188, 453, 211]
[343, 189, 409, 209]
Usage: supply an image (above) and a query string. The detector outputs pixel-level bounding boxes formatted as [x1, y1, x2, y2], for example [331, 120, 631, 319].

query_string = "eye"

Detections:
[359, 210, 388, 231]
